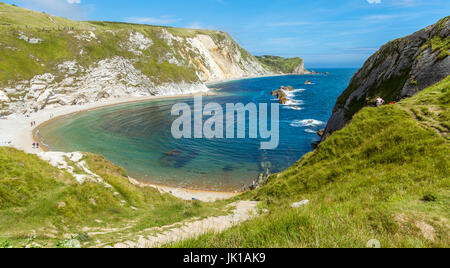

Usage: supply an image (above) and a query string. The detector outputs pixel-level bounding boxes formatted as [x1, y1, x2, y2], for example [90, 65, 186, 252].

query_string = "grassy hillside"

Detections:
[0, 148, 229, 248]
[335, 16, 449, 122]
[255, 55, 305, 74]
[170, 76, 450, 248]
[0, 2, 90, 29]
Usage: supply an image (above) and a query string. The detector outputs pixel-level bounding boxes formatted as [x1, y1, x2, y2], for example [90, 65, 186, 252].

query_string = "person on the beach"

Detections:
[32, 142, 35, 149]
[376, 97, 385, 107]
[36, 143, 39, 149]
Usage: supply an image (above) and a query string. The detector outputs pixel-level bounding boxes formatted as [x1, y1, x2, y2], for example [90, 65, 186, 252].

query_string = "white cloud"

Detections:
[367, 0, 382, 4]
[67, 0, 81, 4]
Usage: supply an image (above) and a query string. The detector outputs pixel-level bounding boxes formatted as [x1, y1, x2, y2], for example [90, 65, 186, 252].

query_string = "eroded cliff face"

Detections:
[185, 33, 269, 81]
[0, 27, 272, 115]
[322, 16, 449, 140]
[292, 60, 310, 75]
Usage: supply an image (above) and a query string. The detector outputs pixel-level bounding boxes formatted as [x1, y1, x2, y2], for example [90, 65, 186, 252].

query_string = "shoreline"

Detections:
[2, 73, 310, 200]
[0, 87, 241, 201]
[31, 91, 218, 153]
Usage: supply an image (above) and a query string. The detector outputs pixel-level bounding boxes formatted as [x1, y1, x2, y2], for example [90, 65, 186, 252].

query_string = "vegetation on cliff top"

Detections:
[255, 55, 305, 74]
[170, 76, 450, 248]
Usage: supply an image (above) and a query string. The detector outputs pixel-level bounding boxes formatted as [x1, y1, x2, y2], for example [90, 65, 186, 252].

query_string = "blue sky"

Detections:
[6, 0, 450, 68]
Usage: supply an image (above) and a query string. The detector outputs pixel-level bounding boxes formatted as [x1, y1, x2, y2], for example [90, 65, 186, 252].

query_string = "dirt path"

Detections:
[108, 201, 259, 248]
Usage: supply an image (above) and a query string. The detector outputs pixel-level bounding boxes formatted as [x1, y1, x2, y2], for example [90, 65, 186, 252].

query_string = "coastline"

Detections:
[30, 91, 218, 153]
[205, 73, 311, 86]
[1, 73, 314, 200]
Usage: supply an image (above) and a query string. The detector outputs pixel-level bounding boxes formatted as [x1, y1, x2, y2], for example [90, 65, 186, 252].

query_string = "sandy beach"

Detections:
[0, 90, 238, 202]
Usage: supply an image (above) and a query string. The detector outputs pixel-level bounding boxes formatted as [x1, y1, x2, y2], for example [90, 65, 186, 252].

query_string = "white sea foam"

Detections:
[290, 119, 324, 127]
[304, 129, 316, 133]
[283, 99, 300, 106]
[282, 105, 303, 111]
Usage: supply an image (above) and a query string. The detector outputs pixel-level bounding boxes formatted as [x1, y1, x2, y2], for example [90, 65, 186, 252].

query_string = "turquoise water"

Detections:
[38, 69, 356, 191]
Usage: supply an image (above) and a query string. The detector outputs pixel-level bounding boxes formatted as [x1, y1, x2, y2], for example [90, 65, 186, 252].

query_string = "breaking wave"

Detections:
[290, 119, 325, 127]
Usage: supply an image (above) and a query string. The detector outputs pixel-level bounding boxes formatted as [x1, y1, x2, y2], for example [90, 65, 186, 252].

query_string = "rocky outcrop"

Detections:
[292, 59, 311, 75]
[322, 16, 449, 140]
[255, 55, 310, 74]
[0, 23, 272, 114]
[5, 57, 212, 114]
[272, 86, 294, 105]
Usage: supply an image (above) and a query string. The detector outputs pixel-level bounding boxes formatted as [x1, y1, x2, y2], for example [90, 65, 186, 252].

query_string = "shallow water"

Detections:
[38, 69, 356, 191]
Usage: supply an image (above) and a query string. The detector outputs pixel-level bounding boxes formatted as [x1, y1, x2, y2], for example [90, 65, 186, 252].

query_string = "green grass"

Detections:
[255, 55, 305, 74]
[169, 76, 450, 248]
[0, 148, 229, 248]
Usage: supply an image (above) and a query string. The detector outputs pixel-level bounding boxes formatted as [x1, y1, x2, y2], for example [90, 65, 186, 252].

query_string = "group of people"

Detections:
[32, 142, 40, 149]
[242, 180, 259, 192]
[30, 121, 37, 127]
[376, 97, 396, 107]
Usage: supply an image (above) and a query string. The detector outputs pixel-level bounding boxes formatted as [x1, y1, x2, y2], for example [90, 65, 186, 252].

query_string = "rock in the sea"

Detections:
[279, 97, 288, 105]
[272, 86, 294, 105]
[291, 200, 309, 208]
[280, 86, 294, 91]
[317, 129, 325, 137]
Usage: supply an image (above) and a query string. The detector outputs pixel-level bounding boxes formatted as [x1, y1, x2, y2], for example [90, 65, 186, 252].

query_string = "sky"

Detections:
[5, 0, 450, 68]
